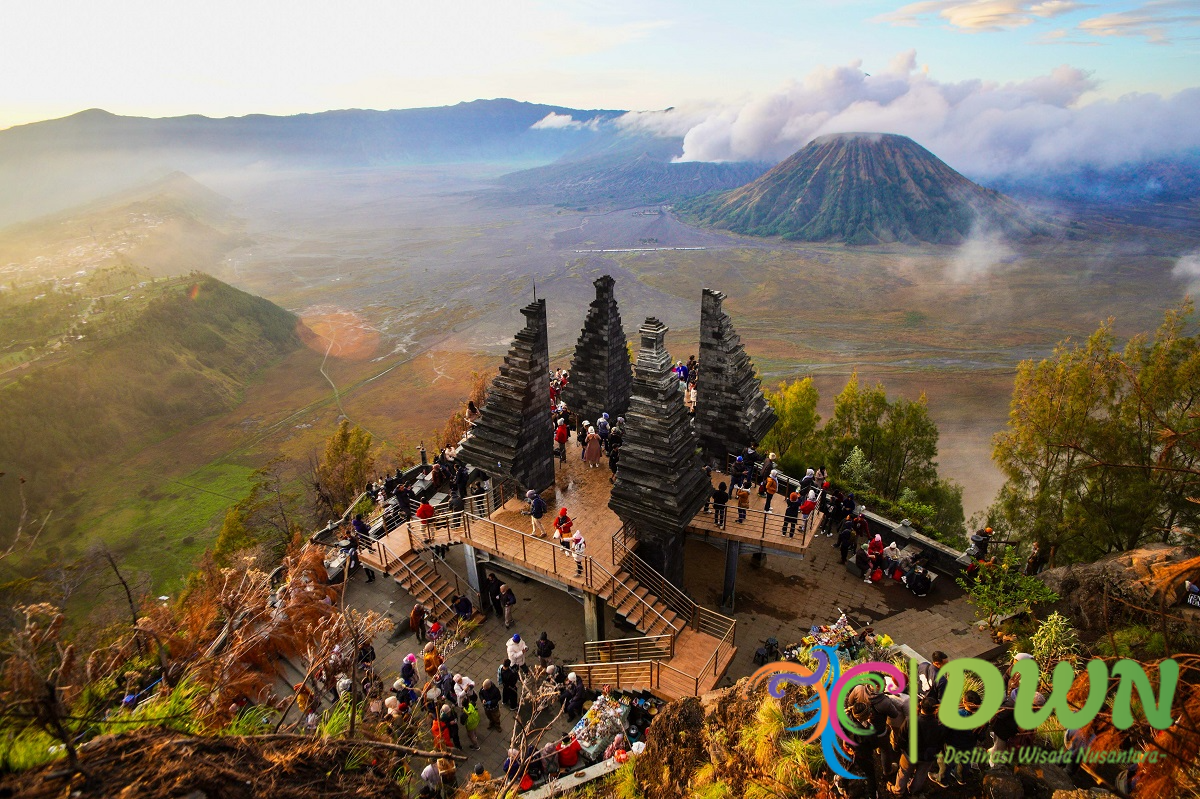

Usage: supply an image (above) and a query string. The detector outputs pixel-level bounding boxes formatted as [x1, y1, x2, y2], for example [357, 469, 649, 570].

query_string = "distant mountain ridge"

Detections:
[496, 133, 769, 208]
[680, 132, 1043, 245]
[0, 99, 626, 224]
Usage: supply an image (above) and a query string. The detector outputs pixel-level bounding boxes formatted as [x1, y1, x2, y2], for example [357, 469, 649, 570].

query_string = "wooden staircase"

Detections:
[599, 566, 685, 639]
[362, 544, 483, 627]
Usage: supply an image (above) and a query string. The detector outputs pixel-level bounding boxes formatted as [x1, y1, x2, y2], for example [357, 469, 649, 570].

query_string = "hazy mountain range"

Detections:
[2, 98, 1198, 232]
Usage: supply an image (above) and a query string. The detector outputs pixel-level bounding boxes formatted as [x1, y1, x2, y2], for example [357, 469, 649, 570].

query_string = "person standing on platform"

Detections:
[711, 482, 729, 528]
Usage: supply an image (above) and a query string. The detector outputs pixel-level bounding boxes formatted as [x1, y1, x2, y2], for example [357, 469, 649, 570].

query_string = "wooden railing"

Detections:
[565, 660, 658, 692]
[584, 635, 673, 663]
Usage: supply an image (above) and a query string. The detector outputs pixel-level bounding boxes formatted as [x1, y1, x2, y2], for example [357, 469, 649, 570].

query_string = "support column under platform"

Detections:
[583, 592, 606, 642]
[462, 543, 481, 595]
[721, 540, 741, 613]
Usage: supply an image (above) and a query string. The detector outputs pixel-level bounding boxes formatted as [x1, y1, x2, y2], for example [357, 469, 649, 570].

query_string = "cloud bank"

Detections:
[531, 112, 599, 131]
[1174, 251, 1200, 294]
[617, 51, 1200, 178]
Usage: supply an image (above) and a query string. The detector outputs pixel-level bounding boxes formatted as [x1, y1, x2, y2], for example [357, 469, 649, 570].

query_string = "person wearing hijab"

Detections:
[584, 426, 604, 467]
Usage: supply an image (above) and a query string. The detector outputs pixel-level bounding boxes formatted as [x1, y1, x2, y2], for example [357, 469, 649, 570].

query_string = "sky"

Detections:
[1, 0, 1198, 132]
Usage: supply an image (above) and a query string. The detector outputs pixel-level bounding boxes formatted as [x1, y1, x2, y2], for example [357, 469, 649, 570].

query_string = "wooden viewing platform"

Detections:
[684, 472, 827, 558]
[360, 455, 737, 699]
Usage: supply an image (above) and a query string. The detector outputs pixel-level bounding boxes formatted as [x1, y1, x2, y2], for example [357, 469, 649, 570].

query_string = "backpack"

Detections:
[462, 700, 480, 730]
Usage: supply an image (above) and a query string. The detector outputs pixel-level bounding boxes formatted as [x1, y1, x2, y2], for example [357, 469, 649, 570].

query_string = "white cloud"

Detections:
[530, 112, 599, 130]
[1174, 250, 1200, 294]
[877, 0, 1088, 31]
[616, 52, 1200, 178]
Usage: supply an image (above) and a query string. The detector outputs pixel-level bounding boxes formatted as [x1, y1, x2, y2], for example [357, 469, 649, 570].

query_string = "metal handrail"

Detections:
[696, 618, 737, 683]
[379, 539, 457, 621]
[422, 547, 483, 613]
[585, 557, 678, 654]
[612, 529, 694, 630]
[584, 635, 673, 663]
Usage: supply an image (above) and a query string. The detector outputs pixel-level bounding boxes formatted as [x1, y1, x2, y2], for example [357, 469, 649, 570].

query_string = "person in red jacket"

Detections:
[553, 508, 573, 546]
[414, 499, 435, 542]
[556, 734, 583, 769]
[554, 418, 569, 463]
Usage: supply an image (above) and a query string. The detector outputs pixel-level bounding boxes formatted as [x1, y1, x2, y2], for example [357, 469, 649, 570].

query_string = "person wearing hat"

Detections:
[553, 507, 573, 545]
[507, 634, 529, 671]
[584, 425, 603, 467]
[554, 417, 569, 463]
[400, 652, 418, 687]
[730, 455, 747, 486]
[470, 763, 492, 784]
[423, 641, 442, 677]
[525, 490, 547, 537]
[782, 490, 802, 537]
[562, 673, 585, 721]
[763, 469, 780, 512]
[570, 531, 586, 576]
[535, 632, 556, 668]
[439, 702, 463, 749]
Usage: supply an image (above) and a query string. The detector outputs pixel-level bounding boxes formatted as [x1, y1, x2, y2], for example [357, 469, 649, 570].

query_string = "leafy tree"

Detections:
[956, 547, 1059, 628]
[214, 458, 303, 566]
[309, 420, 376, 521]
[761, 377, 820, 464]
[991, 304, 1200, 564]
[840, 446, 876, 491]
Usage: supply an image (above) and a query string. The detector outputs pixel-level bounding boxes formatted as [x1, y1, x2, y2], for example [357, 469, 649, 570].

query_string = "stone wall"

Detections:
[458, 299, 554, 494]
[563, 275, 633, 426]
[693, 288, 777, 465]
[609, 318, 711, 585]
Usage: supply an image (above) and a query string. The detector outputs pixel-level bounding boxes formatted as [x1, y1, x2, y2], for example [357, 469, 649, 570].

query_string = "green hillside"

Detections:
[0, 273, 300, 536]
[679, 132, 1043, 245]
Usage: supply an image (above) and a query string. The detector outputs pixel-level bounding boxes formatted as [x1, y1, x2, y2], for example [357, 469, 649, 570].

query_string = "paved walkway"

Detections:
[344, 559, 587, 782]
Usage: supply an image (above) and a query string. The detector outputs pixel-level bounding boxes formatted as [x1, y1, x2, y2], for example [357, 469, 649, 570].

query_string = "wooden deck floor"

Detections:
[684, 473, 826, 556]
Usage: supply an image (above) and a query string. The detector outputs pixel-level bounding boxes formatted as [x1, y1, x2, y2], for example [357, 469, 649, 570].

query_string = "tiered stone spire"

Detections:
[608, 318, 710, 585]
[563, 275, 633, 426]
[458, 299, 554, 494]
[694, 288, 778, 465]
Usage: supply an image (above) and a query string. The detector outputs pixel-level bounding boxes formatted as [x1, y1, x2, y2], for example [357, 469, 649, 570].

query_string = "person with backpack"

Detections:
[525, 490, 547, 537]
[458, 688, 481, 750]
[596, 413, 611, 447]
[890, 697, 944, 796]
[931, 690, 987, 787]
[498, 659, 520, 710]
[917, 651, 949, 704]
